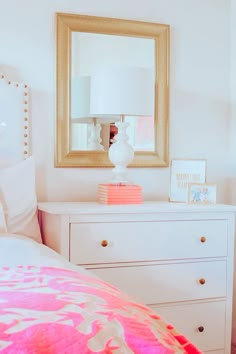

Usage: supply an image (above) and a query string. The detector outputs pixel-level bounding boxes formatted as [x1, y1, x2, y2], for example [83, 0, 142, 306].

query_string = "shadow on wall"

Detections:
[31, 88, 53, 202]
[224, 178, 236, 205]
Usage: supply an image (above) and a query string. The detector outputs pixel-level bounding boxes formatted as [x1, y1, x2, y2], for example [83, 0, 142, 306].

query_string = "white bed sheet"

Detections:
[0, 234, 91, 276]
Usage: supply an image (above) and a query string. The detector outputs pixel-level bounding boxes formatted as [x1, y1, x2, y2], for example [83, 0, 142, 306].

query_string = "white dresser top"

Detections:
[38, 201, 236, 215]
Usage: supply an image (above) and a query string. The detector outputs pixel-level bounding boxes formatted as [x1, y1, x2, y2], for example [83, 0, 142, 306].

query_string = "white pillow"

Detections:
[0, 156, 42, 243]
[0, 203, 7, 233]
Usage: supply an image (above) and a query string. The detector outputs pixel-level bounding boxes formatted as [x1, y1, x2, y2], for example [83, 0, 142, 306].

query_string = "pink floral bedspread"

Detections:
[0, 266, 202, 353]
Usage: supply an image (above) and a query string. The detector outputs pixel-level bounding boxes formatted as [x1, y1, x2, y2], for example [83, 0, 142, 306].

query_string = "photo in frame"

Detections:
[169, 159, 207, 202]
[188, 183, 217, 205]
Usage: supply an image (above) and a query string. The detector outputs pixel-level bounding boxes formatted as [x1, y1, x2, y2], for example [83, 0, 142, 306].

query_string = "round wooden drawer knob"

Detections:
[198, 326, 204, 333]
[200, 236, 206, 243]
[101, 240, 108, 247]
[199, 278, 206, 285]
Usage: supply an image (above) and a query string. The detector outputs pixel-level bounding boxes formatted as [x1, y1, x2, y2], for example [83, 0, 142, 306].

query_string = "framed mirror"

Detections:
[56, 13, 169, 167]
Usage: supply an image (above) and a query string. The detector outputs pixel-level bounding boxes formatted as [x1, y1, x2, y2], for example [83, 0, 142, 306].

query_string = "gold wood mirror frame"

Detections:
[56, 13, 169, 167]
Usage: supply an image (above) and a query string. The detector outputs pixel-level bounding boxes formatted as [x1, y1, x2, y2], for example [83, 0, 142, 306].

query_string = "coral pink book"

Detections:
[98, 197, 142, 205]
[98, 183, 142, 204]
[99, 184, 142, 191]
[98, 192, 141, 197]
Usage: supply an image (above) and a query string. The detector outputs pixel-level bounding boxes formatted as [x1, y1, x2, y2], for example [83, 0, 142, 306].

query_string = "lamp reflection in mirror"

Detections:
[90, 66, 155, 184]
[71, 76, 119, 150]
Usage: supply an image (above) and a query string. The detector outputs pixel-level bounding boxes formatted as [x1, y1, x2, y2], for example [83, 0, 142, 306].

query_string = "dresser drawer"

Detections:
[70, 220, 228, 264]
[150, 301, 225, 352]
[91, 261, 226, 304]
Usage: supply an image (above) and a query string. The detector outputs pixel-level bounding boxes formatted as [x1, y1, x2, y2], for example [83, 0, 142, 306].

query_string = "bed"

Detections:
[0, 71, 202, 353]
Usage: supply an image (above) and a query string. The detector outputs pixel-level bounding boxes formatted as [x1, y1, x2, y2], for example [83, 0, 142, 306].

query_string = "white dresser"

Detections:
[38, 202, 236, 354]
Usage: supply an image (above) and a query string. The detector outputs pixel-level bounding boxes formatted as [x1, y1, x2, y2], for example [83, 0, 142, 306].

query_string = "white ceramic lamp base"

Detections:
[88, 124, 104, 150]
[108, 121, 134, 184]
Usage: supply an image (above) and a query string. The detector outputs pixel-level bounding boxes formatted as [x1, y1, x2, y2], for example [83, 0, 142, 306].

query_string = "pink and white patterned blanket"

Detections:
[0, 265, 201, 353]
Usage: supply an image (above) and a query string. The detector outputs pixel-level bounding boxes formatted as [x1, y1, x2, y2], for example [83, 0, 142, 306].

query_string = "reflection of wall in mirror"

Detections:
[71, 123, 89, 150]
[71, 32, 155, 76]
[71, 32, 155, 152]
[126, 116, 154, 151]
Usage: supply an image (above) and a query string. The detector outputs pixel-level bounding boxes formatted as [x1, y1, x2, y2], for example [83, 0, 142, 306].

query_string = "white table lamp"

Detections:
[90, 66, 154, 184]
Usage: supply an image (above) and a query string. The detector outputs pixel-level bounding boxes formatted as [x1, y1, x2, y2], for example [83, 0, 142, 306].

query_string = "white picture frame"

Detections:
[188, 183, 217, 205]
[169, 159, 207, 202]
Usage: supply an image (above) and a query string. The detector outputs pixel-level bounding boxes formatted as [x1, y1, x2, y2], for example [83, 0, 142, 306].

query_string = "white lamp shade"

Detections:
[90, 66, 155, 117]
[71, 75, 120, 124]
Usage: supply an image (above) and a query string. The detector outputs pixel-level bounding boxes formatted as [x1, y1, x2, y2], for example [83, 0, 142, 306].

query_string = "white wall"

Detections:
[0, 0, 231, 203]
[229, 0, 236, 197]
[1, 0, 236, 344]
[230, 0, 236, 345]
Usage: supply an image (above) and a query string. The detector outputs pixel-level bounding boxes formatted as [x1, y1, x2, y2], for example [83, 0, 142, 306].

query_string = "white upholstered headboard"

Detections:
[0, 73, 30, 165]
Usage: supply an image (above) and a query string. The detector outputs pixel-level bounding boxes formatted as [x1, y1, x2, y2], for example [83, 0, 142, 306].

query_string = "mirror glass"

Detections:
[56, 13, 169, 167]
[71, 32, 155, 152]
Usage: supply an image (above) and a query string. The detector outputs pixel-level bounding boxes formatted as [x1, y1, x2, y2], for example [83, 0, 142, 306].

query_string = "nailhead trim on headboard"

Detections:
[0, 73, 30, 159]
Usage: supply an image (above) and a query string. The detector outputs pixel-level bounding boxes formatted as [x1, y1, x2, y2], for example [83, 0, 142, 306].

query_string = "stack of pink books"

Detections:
[98, 184, 142, 204]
